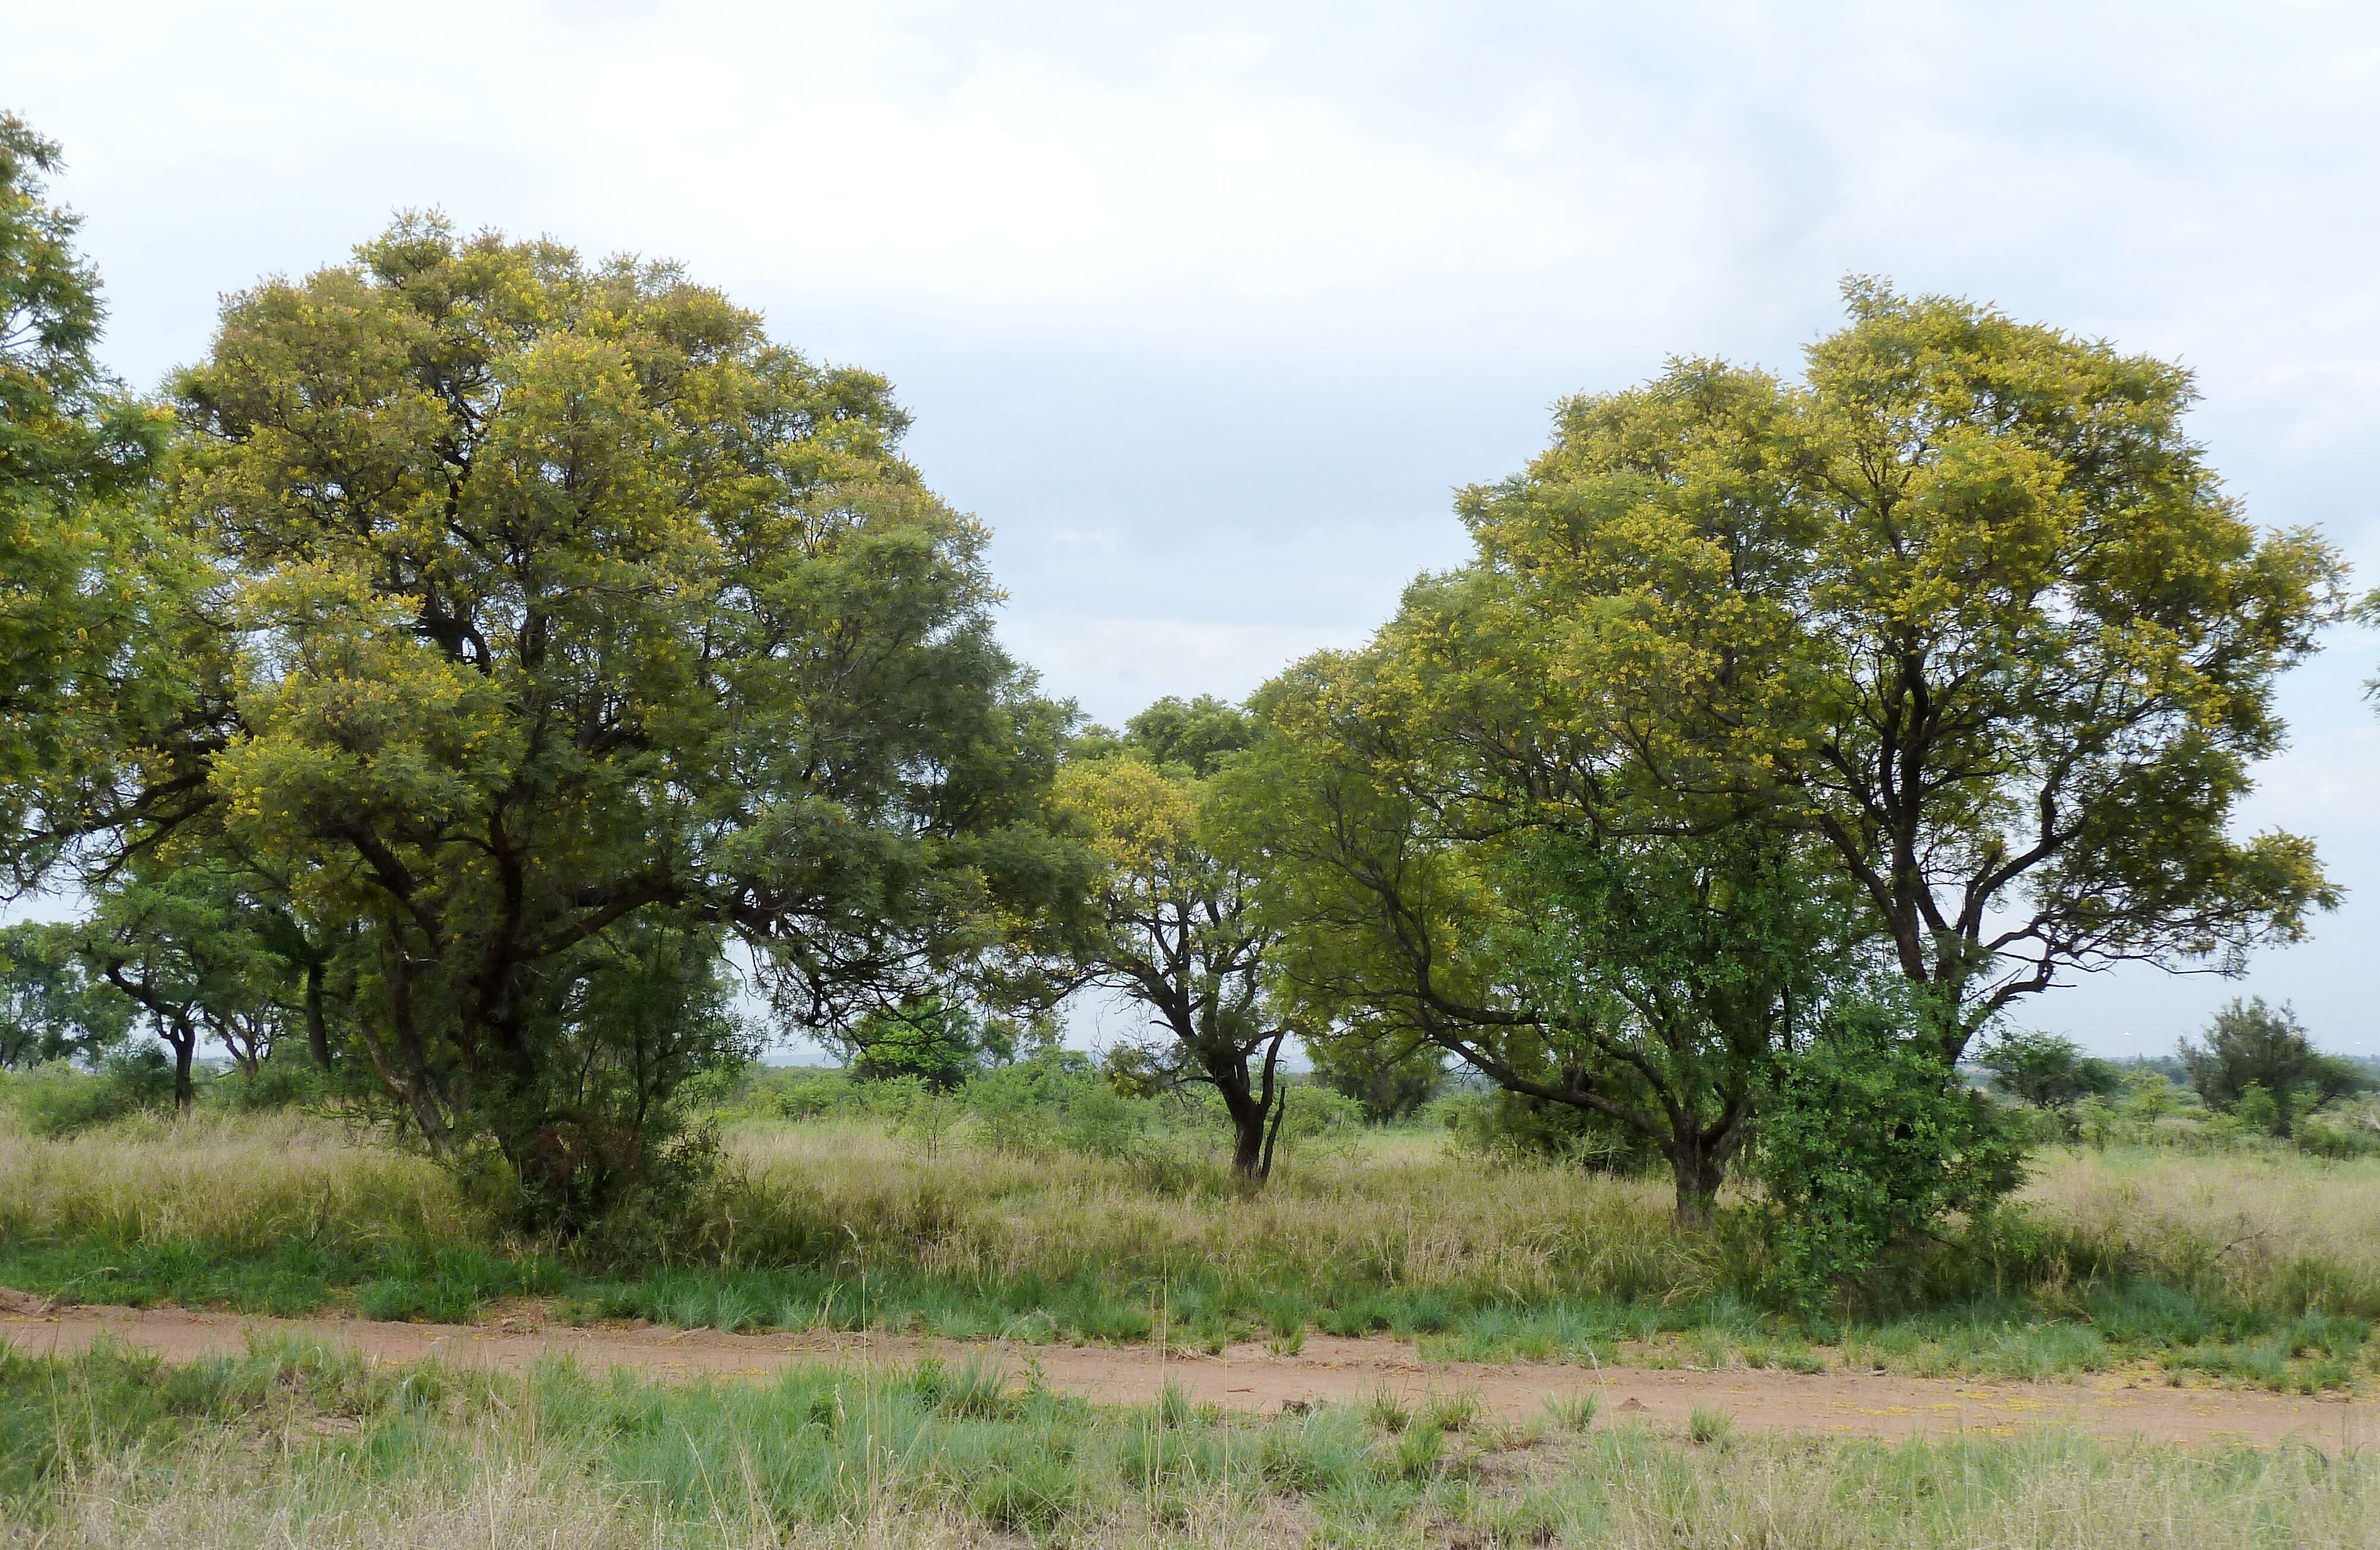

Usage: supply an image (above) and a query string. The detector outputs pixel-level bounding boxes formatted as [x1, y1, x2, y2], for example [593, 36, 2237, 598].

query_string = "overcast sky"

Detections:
[9, 1, 2378, 1056]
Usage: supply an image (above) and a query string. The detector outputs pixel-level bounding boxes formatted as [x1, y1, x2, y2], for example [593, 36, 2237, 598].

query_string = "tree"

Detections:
[1239, 640, 1855, 1221]
[1977, 1029, 2121, 1128]
[74, 860, 298, 1110]
[0, 112, 204, 891]
[1454, 282, 2343, 1059]
[151, 217, 1072, 1223]
[2178, 997, 2366, 1137]
[1308, 1033, 1442, 1123]
[0, 919, 131, 1068]
[843, 992, 1010, 1091]
[1057, 696, 1301, 1180]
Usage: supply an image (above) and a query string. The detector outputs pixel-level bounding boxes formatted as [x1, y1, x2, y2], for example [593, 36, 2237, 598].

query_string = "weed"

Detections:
[1689, 1407, 1735, 1446]
[1545, 1391, 1601, 1432]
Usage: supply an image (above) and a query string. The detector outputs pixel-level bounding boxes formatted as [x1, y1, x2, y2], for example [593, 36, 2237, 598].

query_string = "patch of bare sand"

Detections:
[3, 1302, 2364, 1448]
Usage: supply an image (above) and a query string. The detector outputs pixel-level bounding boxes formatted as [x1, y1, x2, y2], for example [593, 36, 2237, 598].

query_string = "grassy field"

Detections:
[5, 1110, 2380, 1391]
[2, 1338, 2373, 1549]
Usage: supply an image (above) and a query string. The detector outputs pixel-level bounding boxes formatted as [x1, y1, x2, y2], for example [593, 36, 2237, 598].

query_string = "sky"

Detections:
[8, 0, 2378, 1057]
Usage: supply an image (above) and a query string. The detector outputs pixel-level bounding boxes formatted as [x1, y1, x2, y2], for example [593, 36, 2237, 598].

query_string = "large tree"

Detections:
[0, 112, 206, 889]
[1442, 282, 2342, 1057]
[1247, 284, 2340, 1216]
[1059, 697, 1298, 1179]
[155, 217, 1071, 1220]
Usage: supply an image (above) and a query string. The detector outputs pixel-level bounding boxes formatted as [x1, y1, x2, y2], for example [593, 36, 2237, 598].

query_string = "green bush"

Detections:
[2, 1050, 181, 1135]
[1753, 995, 2026, 1312]
[1440, 1088, 1662, 1173]
[2294, 1116, 2380, 1160]
[206, 1050, 328, 1113]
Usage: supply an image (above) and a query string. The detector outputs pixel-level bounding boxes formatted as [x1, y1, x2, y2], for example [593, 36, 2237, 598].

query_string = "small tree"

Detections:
[1237, 651, 1853, 1222]
[2178, 998, 2366, 1137]
[75, 862, 299, 1110]
[1057, 697, 1299, 1180]
[843, 993, 1009, 1092]
[1977, 1030, 2121, 1133]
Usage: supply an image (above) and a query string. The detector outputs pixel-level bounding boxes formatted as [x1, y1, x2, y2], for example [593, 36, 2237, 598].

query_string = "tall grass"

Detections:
[4, 1341, 2374, 1549]
[7, 1109, 2380, 1383]
[0, 1109, 480, 1257]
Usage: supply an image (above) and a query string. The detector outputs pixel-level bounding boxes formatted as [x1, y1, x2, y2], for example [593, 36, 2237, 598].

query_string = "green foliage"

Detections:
[1440, 1089, 1663, 1173]
[0, 1049, 178, 1134]
[0, 920, 130, 1067]
[967, 1047, 1145, 1157]
[845, 993, 1007, 1091]
[1119, 693, 1260, 777]
[0, 113, 195, 890]
[2178, 998, 2366, 1137]
[1978, 1031, 2122, 1130]
[1754, 993, 2027, 1310]
[1307, 1034, 1443, 1123]
[70, 214, 1081, 1229]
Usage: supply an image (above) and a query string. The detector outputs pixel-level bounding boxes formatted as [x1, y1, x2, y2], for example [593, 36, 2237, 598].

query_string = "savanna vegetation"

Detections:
[8, 102, 2380, 1544]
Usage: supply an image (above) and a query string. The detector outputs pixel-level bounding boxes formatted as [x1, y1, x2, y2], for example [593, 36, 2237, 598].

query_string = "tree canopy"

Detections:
[0, 112, 201, 888]
[55, 215, 1081, 1219]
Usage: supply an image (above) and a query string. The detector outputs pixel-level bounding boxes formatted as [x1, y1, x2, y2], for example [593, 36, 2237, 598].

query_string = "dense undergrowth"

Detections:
[5, 1104, 2380, 1392]
[2, 1339, 2374, 1548]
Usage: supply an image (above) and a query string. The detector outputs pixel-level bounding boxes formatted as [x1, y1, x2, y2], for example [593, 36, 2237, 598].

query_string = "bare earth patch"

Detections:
[5, 1302, 2366, 1448]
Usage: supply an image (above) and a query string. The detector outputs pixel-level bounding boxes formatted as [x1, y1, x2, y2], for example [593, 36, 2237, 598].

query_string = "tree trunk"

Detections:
[305, 959, 331, 1071]
[1223, 1086, 1270, 1179]
[1668, 1140, 1726, 1226]
[1212, 1031, 1290, 1183]
[170, 1023, 196, 1116]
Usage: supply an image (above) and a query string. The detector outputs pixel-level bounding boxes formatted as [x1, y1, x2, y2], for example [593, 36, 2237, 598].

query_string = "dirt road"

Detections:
[2, 1297, 2361, 1448]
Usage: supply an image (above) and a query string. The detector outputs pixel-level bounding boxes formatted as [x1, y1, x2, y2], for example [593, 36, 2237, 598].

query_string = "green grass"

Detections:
[2, 1341, 2375, 1548]
[7, 1112, 2380, 1394]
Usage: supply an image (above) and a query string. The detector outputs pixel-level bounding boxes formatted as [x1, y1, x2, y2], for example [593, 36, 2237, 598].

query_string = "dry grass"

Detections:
[2019, 1147, 2380, 1309]
[5, 1341, 2375, 1550]
[716, 1120, 1705, 1305]
[0, 1110, 481, 1258]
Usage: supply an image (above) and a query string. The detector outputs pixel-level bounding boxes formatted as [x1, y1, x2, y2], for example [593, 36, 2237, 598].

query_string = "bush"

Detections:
[1, 1049, 181, 1135]
[1753, 995, 2027, 1311]
[1440, 1088, 1662, 1173]
[206, 1048, 328, 1113]
[2294, 1116, 2380, 1160]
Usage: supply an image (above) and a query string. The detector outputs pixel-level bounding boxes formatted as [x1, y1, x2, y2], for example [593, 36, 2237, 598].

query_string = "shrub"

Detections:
[1753, 994, 2027, 1311]
[2, 1050, 181, 1135]
[1441, 1088, 1662, 1173]
[2179, 999, 2368, 1138]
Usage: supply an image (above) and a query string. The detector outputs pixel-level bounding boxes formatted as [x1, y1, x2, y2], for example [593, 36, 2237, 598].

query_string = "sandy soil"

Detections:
[1, 1293, 2363, 1448]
